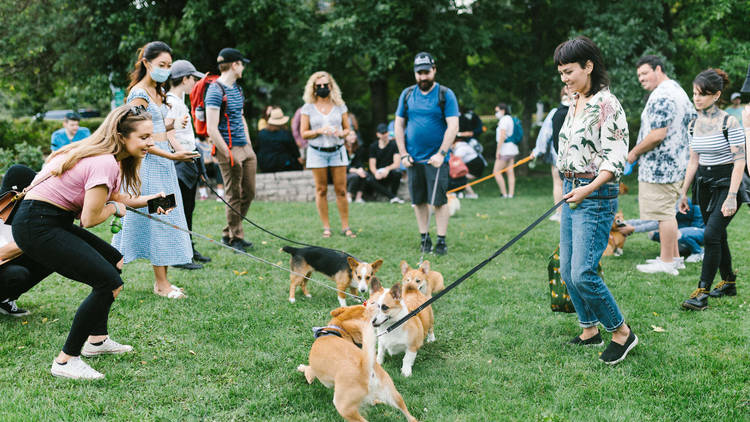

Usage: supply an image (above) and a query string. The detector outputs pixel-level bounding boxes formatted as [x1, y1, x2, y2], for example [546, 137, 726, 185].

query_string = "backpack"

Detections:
[190, 73, 243, 166]
[402, 84, 449, 125]
[467, 138, 488, 166]
[506, 116, 524, 145]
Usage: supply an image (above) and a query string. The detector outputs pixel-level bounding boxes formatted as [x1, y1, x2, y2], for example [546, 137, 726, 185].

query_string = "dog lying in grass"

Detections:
[297, 304, 418, 422]
[282, 246, 382, 306]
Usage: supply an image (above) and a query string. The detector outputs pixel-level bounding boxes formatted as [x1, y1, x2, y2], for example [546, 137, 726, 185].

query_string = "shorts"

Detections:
[498, 142, 519, 159]
[638, 180, 682, 220]
[305, 145, 348, 168]
[407, 162, 449, 206]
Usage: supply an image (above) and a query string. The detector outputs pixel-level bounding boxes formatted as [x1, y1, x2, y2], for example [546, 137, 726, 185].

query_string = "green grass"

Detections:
[1, 173, 749, 421]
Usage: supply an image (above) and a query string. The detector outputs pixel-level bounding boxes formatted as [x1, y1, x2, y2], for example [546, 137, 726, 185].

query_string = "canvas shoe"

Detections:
[81, 337, 133, 357]
[389, 197, 405, 204]
[0, 299, 30, 317]
[599, 330, 638, 365]
[51, 357, 104, 380]
[637, 258, 679, 275]
[646, 256, 685, 270]
[685, 253, 703, 263]
[568, 331, 604, 346]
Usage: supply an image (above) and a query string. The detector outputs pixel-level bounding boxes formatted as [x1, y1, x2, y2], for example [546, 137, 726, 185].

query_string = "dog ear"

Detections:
[390, 283, 402, 300]
[400, 260, 410, 275]
[371, 259, 383, 273]
[347, 256, 359, 271]
[419, 260, 431, 273]
[371, 277, 383, 293]
[330, 307, 345, 317]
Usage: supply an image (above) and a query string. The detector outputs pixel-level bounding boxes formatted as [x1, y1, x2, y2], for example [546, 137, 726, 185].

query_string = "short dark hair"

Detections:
[496, 103, 510, 114]
[554, 36, 609, 97]
[168, 76, 186, 90]
[636, 55, 665, 73]
[64, 112, 81, 122]
[218, 62, 233, 73]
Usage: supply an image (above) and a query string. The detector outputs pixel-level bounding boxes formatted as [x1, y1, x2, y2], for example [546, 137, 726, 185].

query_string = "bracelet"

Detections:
[727, 192, 737, 197]
[106, 201, 121, 217]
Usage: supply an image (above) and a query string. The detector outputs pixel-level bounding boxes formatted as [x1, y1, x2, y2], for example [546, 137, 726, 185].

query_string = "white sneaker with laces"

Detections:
[646, 256, 685, 269]
[81, 337, 133, 357]
[389, 197, 405, 204]
[51, 356, 104, 380]
[637, 258, 679, 275]
[686, 253, 704, 263]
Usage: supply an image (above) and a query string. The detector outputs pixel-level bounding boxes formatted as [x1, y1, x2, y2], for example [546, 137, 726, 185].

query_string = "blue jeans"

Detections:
[652, 227, 705, 255]
[560, 179, 624, 332]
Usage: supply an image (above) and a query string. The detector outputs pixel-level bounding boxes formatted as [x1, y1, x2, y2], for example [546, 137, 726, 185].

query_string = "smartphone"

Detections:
[147, 193, 176, 214]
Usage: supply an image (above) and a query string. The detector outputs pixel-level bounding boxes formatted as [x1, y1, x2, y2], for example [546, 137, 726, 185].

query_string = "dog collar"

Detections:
[312, 325, 344, 339]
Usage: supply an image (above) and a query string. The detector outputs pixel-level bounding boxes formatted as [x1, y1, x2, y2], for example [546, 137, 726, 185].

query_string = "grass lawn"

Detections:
[1, 172, 748, 421]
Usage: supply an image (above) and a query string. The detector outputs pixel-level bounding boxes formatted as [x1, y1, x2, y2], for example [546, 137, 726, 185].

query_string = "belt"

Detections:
[310, 144, 342, 153]
[561, 171, 596, 180]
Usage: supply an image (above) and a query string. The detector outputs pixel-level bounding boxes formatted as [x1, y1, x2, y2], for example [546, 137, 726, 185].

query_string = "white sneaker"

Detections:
[389, 197, 405, 204]
[686, 253, 704, 263]
[215, 189, 225, 202]
[645, 256, 685, 270]
[51, 356, 104, 380]
[549, 213, 561, 222]
[355, 198, 365, 204]
[637, 258, 679, 275]
[81, 337, 133, 357]
[464, 193, 478, 199]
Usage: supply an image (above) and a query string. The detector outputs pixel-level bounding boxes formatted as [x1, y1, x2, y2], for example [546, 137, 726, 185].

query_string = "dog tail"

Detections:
[281, 245, 298, 255]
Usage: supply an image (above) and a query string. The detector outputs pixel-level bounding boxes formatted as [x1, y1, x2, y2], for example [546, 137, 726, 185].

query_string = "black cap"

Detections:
[414, 52, 435, 72]
[741, 64, 750, 94]
[376, 123, 388, 134]
[1, 165, 37, 196]
[217, 48, 250, 65]
[64, 112, 82, 121]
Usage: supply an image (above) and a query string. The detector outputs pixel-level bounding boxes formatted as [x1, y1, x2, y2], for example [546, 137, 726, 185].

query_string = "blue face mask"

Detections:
[150, 67, 170, 83]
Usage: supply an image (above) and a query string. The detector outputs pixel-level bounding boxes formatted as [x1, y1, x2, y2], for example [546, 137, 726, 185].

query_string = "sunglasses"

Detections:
[118, 105, 148, 132]
[315, 83, 330, 89]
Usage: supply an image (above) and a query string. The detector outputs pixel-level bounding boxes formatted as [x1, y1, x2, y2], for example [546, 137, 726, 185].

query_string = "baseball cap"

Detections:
[376, 123, 388, 134]
[217, 48, 250, 65]
[414, 52, 435, 72]
[731, 92, 741, 101]
[64, 112, 81, 121]
[170, 60, 205, 79]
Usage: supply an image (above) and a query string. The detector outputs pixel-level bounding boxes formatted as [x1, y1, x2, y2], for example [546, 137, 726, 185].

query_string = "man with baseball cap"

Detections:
[205, 48, 256, 252]
[395, 52, 459, 255]
[50, 111, 91, 152]
[726, 92, 744, 127]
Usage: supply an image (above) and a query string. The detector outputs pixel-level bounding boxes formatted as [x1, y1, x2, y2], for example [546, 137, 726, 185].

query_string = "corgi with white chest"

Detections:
[297, 304, 417, 422]
[370, 279, 434, 377]
[399, 260, 445, 297]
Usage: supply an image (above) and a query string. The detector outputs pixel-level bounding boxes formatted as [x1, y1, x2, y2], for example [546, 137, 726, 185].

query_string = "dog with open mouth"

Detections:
[282, 246, 382, 306]
[369, 278, 434, 377]
[297, 304, 418, 422]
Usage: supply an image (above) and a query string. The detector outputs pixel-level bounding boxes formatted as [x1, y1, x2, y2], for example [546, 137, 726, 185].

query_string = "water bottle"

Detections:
[110, 216, 122, 234]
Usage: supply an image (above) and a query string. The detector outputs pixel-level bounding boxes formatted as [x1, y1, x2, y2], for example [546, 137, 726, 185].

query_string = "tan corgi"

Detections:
[297, 304, 417, 422]
[446, 192, 460, 216]
[399, 260, 445, 297]
[282, 245, 382, 306]
[370, 279, 434, 377]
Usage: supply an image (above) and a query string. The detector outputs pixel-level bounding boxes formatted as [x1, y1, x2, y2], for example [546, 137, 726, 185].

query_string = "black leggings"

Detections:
[0, 255, 52, 302]
[12, 200, 124, 356]
[179, 179, 197, 247]
[696, 166, 738, 287]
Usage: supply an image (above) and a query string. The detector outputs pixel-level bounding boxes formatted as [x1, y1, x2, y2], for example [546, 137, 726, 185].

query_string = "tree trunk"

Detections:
[369, 78, 388, 137]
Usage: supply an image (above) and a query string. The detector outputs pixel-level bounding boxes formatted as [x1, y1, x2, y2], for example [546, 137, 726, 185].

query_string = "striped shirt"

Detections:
[205, 81, 247, 146]
[691, 126, 745, 166]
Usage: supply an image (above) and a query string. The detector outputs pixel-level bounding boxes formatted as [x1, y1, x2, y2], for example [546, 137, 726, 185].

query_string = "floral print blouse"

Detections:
[557, 88, 629, 179]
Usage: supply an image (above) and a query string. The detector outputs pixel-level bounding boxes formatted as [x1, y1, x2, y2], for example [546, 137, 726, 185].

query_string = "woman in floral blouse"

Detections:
[554, 36, 637, 365]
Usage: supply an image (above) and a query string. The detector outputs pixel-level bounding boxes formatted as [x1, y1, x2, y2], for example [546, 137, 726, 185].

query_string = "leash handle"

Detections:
[382, 198, 566, 335]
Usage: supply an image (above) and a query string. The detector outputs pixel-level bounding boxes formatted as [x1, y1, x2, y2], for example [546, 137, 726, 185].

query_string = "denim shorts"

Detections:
[305, 145, 349, 168]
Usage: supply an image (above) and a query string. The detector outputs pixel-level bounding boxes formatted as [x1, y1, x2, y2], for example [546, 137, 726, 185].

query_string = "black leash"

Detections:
[379, 198, 566, 336]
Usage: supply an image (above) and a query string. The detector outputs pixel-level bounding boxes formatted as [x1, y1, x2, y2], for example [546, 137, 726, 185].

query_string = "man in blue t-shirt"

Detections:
[206, 47, 257, 252]
[50, 112, 90, 151]
[395, 52, 459, 255]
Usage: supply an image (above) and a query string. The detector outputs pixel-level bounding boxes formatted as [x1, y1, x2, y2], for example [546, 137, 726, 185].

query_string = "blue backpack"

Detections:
[506, 116, 524, 145]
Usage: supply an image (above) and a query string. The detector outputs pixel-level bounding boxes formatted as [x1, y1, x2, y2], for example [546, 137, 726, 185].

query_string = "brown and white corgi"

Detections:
[282, 245, 382, 306]
[297, 304, 418, 422]
[399, 260, 445, 297]
[370, 279, 434, 377]
[603, 210, 627, 257]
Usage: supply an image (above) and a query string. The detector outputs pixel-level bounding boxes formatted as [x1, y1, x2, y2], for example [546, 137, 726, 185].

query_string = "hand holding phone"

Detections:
[147, 193, 176, 214]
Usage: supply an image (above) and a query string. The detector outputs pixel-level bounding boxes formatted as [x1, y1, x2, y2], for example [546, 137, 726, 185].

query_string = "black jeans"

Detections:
[0, 255, 52, 302]
[696, 165, 738, 287]
[178, 179, 197, 249]
[12, 200, 124, 356]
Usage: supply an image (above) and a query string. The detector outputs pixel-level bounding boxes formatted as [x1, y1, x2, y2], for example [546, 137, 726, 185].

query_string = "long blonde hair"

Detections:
[302, 71, 345, 106]
[47, 104, 151, 197]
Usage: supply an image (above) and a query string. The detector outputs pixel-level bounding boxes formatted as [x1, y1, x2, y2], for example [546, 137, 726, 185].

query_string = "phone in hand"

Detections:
[147, 193, 176, 214]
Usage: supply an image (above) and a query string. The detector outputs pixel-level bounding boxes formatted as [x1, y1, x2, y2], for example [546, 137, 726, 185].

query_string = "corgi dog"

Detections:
[282, 246, 382, 306]
[399, 260, 445, 297]
[604, 210, 627, 257]
[446, 192, 460, 216]
[370, 279, 434, 377]
[297, 304, 418, 422]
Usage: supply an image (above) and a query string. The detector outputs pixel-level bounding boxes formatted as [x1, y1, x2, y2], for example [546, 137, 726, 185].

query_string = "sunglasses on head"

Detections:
[118, 105, 147, 132]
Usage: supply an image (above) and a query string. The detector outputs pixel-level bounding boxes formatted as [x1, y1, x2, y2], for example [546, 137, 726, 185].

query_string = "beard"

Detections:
[417, 79, 434, 91]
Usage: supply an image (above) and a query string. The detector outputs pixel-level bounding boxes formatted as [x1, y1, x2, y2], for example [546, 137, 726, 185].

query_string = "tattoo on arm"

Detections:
[733, 145, 746, 162]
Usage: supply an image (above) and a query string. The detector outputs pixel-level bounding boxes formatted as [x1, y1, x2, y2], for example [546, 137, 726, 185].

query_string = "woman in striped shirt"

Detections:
[679, 69, 748, 310]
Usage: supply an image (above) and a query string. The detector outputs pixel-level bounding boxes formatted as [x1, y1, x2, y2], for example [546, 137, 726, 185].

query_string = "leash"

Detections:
[378, 198, 566, 336]
[418, 159, 442, 266]
[124, 205, 365, 303]
[447, 155, 533, 194]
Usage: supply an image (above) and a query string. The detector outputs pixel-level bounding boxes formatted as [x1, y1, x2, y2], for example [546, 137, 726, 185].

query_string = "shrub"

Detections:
[0, 143, 46, 175]
[0, 117, 104, 153]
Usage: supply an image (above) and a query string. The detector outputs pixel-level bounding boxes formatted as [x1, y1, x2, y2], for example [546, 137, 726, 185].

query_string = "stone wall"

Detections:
[254, 170, 410, 202]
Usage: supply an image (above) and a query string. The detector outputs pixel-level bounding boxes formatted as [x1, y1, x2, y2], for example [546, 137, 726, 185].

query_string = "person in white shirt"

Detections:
[494, 103, 518, 198]
[166, 59, 211, 267]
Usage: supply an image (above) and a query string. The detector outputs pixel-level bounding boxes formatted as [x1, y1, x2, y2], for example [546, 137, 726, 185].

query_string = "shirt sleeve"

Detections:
[598, 95, 629, 177]
[83, 157, 119, 194]
[444, 88, 459, 118]
[726, 116, 746, 146]
[646, 96, 676, 131]
[205, 84, 223, 110]
[532, 108, 556, 156]
[50, 131, 63, 151]
[300, 103, 312, 116]
[127, 88, 149, 104]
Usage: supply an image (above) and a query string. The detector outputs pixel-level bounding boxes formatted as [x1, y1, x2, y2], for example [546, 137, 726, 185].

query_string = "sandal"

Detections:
[322, 228, 332, 238]
[154, 284, 187, 299]
[342, 228, 357, 238]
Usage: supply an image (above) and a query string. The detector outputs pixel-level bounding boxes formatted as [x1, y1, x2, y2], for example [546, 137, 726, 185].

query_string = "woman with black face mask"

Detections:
[300, 71, 356, 238]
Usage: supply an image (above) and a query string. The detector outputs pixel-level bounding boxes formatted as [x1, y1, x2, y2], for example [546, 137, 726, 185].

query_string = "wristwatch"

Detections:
[438, 149, 449, 156]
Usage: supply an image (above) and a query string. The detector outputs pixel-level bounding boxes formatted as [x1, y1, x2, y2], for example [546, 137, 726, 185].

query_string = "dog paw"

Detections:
[401, 367, 412, 377]
[296, 364, 306, 372]
[427, 333, 436, 343]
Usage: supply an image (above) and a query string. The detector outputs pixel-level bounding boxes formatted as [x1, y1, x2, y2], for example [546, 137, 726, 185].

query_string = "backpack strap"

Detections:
[722, 114, 729, 142]
[403, 84, 450, 123]
[212, 80, 235, 167]
[402, 85, 416, 124]
[438, 84, 448, 120]
[688, 118, 696, 138]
